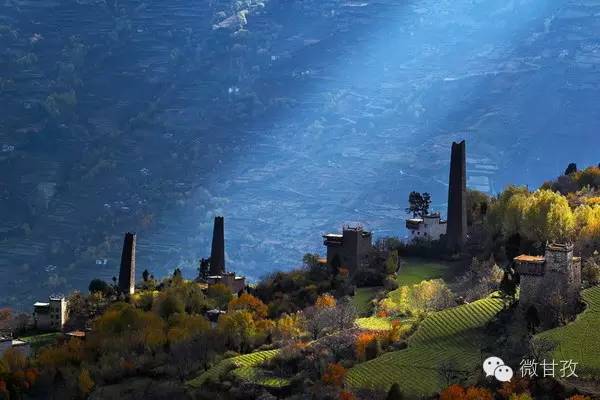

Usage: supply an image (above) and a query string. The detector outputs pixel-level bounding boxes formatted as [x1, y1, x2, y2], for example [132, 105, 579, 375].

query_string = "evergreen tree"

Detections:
[564, 163, 578, 175]
[406, 191, 432, 218]
[499, 269, 517, 302]
[199, 258, 210, 279]
[386, 383, 404, 400]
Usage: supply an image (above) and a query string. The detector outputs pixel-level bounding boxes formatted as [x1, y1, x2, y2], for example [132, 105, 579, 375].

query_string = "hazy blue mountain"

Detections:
[1, 0, 599, 309]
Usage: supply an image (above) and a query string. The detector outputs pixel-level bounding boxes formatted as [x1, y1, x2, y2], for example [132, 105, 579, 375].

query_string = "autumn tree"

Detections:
[322, 362, 346, 387]
[217, 310, 272, 353]
[228, 293, 268, 319]
[497, 378, 530, 399]
[465, 387, 493, 400]
[315, 294, 337, 309]
[206, 283, 233, 309]
[273, 312, 305, 342]
[439, 384, 466, 400]
[78, 368, 94, 398]
[339, 391, 355, 400]
[355, 332, 377, 361]
[409, 279, 454, 312]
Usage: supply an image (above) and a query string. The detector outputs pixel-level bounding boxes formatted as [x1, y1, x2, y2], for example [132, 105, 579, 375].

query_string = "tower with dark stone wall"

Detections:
[446, 140, 467, 252]
[118, 232, 136, 295]
[209, 216, 225, 275]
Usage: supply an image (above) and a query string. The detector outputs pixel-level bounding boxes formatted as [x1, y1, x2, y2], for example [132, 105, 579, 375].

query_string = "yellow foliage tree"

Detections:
[167, 313, 210, 344]
[575, 204, 600, 251]
[523, 189, 575, 243]
[78, 368, 94, 397]
[228, 293, 268, 319]
[315, 294, 337, 309]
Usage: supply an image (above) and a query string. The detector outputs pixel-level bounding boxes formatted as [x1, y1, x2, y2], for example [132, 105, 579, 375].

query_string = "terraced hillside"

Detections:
[346, 296, 504, 397]
[187, 349, 280, 388]
[536, 286, 600, 376]
[409, 295, 504, 345]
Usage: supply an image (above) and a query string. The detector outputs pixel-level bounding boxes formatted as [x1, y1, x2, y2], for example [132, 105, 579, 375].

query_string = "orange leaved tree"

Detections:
[322, 362, 347, 387]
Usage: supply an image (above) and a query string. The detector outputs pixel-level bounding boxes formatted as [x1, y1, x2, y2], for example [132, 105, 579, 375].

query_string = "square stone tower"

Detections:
[118, 232, 136, 295]
[209, 216, 225, 276]
[514, 243, 581, 308]
[446, 140, 467, 252]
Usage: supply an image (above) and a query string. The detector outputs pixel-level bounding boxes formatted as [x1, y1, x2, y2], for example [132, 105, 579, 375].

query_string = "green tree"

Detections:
[565, 163, 578, 176]
[386, 383, 404, 400]
[156, 291, 185, 319]
[499, 270, 517, 302]
[88, 278, 109, 295]
[406, 191, 431, 218]
[206, 283, 233, 310]
[385, 250, 399, 274]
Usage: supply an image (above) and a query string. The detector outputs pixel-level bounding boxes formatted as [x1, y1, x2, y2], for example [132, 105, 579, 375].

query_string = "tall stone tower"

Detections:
[118, 232, 136, 295]
[446, 140, 467, 252]
[209, 216, 225, 275]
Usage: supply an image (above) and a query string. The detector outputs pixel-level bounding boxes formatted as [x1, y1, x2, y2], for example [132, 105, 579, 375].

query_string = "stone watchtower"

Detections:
[514, 243, 581, 309]
[209, 216, 225, 276]
[323, 226, 373, 271]
[118, 232, 136, 295]
[446, 140, 467, 252]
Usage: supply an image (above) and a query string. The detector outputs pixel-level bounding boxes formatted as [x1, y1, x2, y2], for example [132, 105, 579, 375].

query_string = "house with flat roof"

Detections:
[406, 213, 447, 241]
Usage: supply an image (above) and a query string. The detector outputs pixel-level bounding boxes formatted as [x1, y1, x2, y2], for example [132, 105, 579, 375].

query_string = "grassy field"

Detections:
[19, 332, 61, 353]
[187, 349, 280, 388]
[395, 259, 453, 287]
[535, 286, 600, 376]
[346, 296, 504, 397]
[352, 287, 380, 316]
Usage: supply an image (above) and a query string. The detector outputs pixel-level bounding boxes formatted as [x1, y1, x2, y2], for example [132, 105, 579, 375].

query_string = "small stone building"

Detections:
[514, 243, 581, 310]
[323, 226, 373, 271]
[406, 213, 447, 241]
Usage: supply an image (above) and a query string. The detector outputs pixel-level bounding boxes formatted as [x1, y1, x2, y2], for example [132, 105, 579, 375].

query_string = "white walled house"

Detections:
[406, 213, 447, 241]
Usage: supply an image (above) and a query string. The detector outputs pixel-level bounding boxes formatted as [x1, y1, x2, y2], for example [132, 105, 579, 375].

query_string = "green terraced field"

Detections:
[187, 349, 280, 388]
[353, 287, 380, 316]
[346, 296, 505, 397]
[409, 296, 504, 345]
[355, 316, 393, 331]
[232, 366, 291, 388]
[535, 286, 600, 376]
